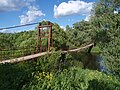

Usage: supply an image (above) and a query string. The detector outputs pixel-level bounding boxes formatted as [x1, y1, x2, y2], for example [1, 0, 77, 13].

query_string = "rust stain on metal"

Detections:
[36, 22, 53, 53]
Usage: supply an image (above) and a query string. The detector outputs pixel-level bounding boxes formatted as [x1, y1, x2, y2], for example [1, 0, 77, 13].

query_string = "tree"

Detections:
[52, 23, 68, 50]
[91, 0, 120, 77]
[66, 25, 71, 31]
[66, 21, 94, 48]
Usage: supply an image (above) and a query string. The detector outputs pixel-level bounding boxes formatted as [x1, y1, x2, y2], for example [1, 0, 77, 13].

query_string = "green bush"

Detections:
[23, 67, 120, 90]
[0, 62, 34, 90]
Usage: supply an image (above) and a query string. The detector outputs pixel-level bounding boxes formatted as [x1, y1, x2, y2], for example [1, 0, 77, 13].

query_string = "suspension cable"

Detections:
[0, 22, 40, 30]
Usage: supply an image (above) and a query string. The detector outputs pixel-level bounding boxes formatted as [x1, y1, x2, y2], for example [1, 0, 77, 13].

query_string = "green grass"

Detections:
[91, 46, 101, 53]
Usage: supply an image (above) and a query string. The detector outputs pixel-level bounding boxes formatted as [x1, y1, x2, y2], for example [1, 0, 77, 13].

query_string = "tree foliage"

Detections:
[0, 1, 120, 89]
[91, 0, 120, 77]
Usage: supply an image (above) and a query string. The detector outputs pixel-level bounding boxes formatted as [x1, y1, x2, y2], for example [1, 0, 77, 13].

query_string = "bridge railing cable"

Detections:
[0, 22, 42, 60]
[0, 45, 36, 60]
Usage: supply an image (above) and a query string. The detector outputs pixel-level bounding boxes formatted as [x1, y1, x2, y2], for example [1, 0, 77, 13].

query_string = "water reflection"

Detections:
[84, 52, 111, 74]
[83, 53, 99, 70]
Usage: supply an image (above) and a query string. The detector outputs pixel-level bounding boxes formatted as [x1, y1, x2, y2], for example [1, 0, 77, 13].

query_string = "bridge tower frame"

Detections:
[36, 21, 53, 53]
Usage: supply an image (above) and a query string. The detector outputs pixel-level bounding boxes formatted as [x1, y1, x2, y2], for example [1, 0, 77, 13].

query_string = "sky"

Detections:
[0, 0, 96, 33]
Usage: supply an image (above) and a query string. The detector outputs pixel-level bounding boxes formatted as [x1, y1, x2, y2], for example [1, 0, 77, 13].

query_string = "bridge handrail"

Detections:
[0, 43, 94, 64]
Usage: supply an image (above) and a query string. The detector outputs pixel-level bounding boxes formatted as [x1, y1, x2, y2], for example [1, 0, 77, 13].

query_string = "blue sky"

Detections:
[0, 0, 96, 33]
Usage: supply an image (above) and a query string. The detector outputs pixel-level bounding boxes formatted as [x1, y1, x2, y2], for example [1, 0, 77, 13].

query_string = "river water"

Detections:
[83, 52, 109, 73]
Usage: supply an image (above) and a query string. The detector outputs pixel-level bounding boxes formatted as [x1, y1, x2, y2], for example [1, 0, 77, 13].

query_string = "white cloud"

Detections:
[60, 25, 65, 29]
[84, 15, 91, 21]
[54, 0, 94, 20]
[0, 0, 35, 12]
[0, 29, 15, 33]
[114, 10, 118, 14]
[19, 6, 45, 24]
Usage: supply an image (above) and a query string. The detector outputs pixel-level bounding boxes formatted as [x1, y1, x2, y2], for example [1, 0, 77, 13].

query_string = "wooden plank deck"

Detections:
[0, 43, 94, 64]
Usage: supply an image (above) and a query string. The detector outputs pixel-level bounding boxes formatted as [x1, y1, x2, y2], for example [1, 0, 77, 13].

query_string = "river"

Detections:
[83, 52, 110, 74]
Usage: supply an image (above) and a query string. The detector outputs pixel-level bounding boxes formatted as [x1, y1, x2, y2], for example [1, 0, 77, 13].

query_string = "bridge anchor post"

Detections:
[88, 43, 96, 53]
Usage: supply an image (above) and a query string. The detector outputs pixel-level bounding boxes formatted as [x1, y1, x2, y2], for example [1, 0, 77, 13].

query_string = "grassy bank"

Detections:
[0, 51, 120, 90]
